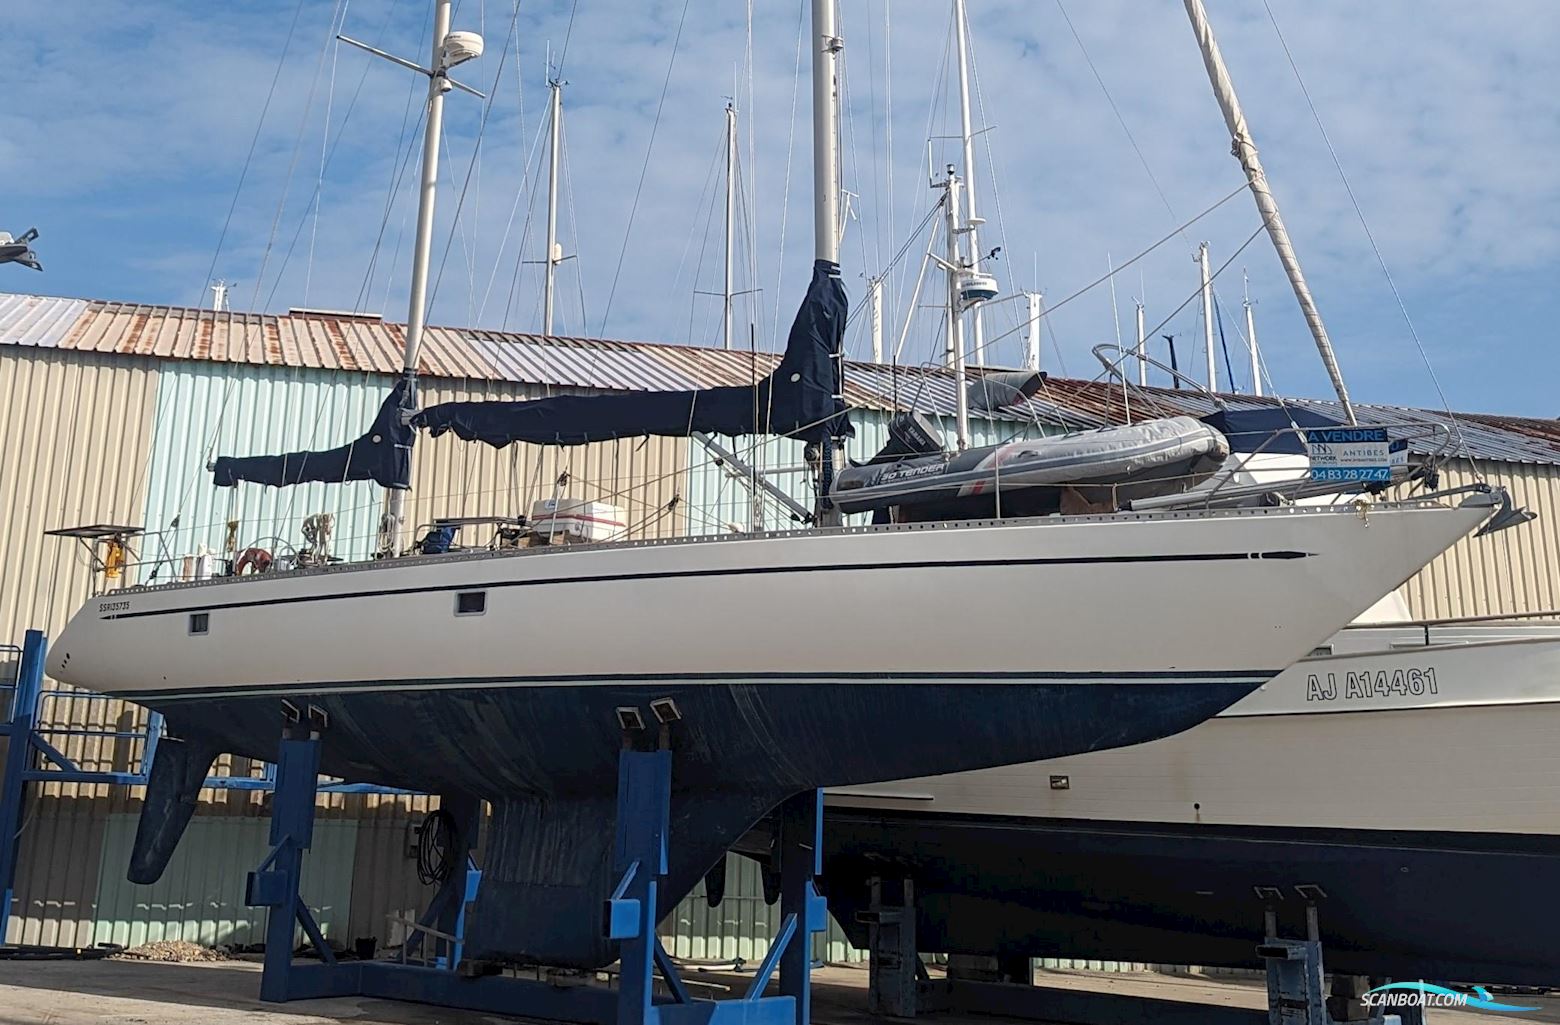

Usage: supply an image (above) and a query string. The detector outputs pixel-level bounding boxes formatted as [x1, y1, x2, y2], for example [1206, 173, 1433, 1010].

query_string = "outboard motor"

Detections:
[864, 412, 944, 466]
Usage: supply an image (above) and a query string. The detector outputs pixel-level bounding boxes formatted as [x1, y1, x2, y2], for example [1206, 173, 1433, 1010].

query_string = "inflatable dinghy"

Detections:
[831, 415, 1230, 517]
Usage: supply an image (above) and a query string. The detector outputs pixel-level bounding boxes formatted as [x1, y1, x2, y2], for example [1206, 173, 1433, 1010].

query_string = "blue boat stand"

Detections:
[245, 720, 826, 1025]
[859, 878, 1424, 1025]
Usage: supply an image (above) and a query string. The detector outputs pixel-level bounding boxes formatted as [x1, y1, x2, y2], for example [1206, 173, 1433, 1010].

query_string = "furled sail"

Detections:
[413, 259, 852, 446]
[210, 378, 416, 489]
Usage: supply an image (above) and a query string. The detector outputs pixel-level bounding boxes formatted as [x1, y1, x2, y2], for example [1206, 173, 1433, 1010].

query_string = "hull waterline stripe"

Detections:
[104, 550, 1312, 621]
[108, 669, 1275, 703]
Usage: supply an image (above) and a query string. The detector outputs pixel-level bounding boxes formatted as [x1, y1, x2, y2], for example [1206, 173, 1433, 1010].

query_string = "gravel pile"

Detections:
[113, 940, 229, 963]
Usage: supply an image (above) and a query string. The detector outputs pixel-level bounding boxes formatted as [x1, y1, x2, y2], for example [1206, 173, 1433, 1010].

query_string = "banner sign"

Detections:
[1305, 427, 1407, 482]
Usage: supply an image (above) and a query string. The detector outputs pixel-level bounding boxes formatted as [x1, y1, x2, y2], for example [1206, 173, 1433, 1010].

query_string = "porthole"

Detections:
[455, 591, 487, 616]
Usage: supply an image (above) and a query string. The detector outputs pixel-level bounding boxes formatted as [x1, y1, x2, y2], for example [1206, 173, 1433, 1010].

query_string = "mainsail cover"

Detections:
[208, 260, 850, 489]
[413, 258, 853, 446]
[211, 378, 415, 489]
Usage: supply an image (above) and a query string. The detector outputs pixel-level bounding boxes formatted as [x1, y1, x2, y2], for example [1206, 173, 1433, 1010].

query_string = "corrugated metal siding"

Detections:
[142, 362, 388, 569]
[4, 800, 107, 947]
[1400, 459, 1560, 619]
[93, 814, 357, 948]
[0, 349, 158, 803]
[0, 348, 157, 651]
[347, 816, 431, 947]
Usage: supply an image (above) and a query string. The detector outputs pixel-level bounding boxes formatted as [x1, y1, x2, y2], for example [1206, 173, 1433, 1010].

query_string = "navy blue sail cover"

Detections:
[211, 377, 415, 489]
[413, 259, 853, 446]
[1202, 407, 1343, 455]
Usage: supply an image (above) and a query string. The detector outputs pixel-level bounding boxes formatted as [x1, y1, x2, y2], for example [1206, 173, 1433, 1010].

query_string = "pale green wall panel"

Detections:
[141, 363, 390, 572]
[92, 814, 358, 949]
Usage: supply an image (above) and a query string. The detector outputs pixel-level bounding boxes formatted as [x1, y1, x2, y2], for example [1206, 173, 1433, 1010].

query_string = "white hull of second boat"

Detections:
[821, 618, 1560, 984]
[829, 621, 1560, 834]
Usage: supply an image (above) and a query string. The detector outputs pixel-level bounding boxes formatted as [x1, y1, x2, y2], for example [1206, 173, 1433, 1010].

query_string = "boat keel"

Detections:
[128, 733, 219, 884]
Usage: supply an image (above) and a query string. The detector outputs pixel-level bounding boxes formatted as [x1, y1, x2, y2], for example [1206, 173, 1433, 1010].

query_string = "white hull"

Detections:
[51, 502, 1489, 703]
[830, 620, 1560, 836]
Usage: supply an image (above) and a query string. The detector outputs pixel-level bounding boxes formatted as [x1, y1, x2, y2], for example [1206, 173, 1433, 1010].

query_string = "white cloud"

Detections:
[4, 0, 1558, 411]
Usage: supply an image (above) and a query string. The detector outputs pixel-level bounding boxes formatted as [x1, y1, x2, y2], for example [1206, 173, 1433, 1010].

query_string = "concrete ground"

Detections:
[0, 958, 1555, 1025]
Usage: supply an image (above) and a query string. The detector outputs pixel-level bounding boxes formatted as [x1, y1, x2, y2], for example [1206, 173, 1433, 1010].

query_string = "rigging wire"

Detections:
[161, 2, 352, 551]
[554, 0, 581, 78]
[270, 0, 412, 311]
[596, 0, 695, 337]
[477, 18, 544, 323]
[196, 0, 309, 308]
[158, 0, 312, 553]
[1052, 0, 1252, 367]
[1260, 0, 1467, 450]
[562, 123, 592, 334]
[499, 98, 558, 330]
[964, 183, 1247, 364]
[305, 3, 347, 307]
[251, 0, 348, 311]
[964, 1, 1024, 355]
[769, 0, 809, 348]
[427, 0, 526, 320]
[355, 75, 429, 312]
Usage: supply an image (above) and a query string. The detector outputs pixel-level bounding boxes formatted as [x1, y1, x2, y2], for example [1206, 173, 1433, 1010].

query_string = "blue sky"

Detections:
[4, 1, 1557, 416]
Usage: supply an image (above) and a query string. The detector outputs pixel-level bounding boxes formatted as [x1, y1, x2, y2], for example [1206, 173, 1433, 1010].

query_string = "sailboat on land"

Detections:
[48, 0, 1507, 971]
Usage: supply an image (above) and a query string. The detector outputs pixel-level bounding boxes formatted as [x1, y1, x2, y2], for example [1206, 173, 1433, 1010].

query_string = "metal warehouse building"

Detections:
[2, 289, 1557, 960]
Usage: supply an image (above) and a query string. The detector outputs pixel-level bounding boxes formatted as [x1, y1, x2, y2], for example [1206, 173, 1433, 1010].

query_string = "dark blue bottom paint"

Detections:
[822, 811, 1560, 987]
[136, 679, 1257, 969]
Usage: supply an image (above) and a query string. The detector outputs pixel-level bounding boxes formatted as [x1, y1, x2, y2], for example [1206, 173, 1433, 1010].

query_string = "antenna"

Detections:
[941, 165, 972, 450]
[1134, 299, 1147, 387]
[868, 275, 885, 363]
[1244, 269, 1261, 397]
[723, 100, 737, 350]
[544, 76, 568, 335]
[1197, 242, 1216, 392]
[1024, 291, 1044, 372]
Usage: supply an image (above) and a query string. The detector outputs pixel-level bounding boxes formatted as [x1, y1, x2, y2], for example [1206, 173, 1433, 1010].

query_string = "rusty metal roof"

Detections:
[3, 290, 1557, 463]
[1039, 378, 1560, 465]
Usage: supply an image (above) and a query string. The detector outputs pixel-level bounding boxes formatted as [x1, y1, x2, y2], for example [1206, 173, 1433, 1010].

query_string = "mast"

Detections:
[544, 78, 564, 336]
[1183, 0, 1355, 422]
[944, 167, 971, 450]
[868, 275, 884, 363]
[384, 0, 457, 552]
[812, 0, 841, 266]
[1024, 291, 1043, 372]
[723, 101, 737, 350]
[1244, 270, 1262, 396]
[951, 0, 985, 367]
[1134, 299, 1147, 386]
[810, 0, 844, 526]
[1198, 241, 1216, 392]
